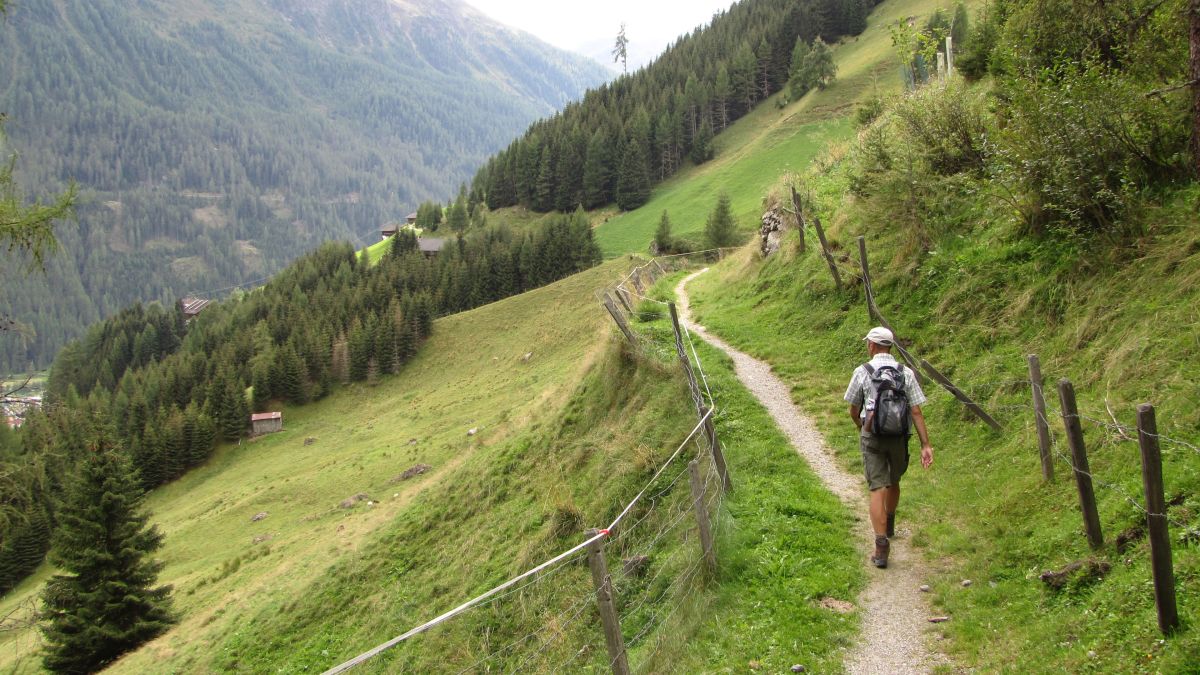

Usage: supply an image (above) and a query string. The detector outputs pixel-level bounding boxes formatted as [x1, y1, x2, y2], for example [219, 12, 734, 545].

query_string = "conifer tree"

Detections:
[803, 37, 837, 91]
[704, 192, 740, 249]
[615, 140, 651, 211]
[690, 118, 714, 164]
[654, 210, 674, 254]
[581, 129, 613, 208]
[40, 435, 174, 673]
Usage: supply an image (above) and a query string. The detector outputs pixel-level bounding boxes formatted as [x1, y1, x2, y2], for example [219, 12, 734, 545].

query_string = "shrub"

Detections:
[892, 80, 992, 177]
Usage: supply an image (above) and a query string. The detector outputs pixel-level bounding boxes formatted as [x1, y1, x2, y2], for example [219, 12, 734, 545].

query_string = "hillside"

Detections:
[0, 259, 862, 673]
[0, 0, 609, 371]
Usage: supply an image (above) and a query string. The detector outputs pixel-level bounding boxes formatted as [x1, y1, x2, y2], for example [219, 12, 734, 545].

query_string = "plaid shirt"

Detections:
[844, 354, 927, 421]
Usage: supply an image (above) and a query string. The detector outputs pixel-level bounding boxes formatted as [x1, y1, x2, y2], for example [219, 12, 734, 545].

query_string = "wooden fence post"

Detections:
[668, 303, 705, 415]
[857, 236, 874, 324]
[603, 294, 637, 345]
[1136, 404, 1179, 635]
[1057, 379, 1104, 550]
[585, 530, 631, 675]
[1027, 354, 1054, 482]
[790, 185, 806, 254]
[689, 460, 717, 574]
[701, 406, 732, 493]
[631, 272, 645, 295]
[811, 213, 843, 291]
[613, 287, 635, 316]
[919, 359, 1002, 432]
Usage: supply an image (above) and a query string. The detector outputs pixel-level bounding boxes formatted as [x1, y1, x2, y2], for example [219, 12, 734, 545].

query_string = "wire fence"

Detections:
[322, 256, 731, 674]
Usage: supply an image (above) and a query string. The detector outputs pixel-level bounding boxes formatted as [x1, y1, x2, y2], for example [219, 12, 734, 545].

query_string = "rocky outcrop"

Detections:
[760, 207, 787, 256]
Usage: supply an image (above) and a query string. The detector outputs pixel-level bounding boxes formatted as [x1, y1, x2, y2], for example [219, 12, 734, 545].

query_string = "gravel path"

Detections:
[677, 269, 945, 675]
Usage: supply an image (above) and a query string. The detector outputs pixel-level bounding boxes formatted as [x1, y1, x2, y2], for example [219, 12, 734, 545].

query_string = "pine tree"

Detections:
[581, 129, 613, 209]
[654, 210, 674, 254]
[615, 140, 651, 211]
[789, 38, 813, 99]
[690, 118, 714, 164]
[40, 436, 174, 673]
[704, 192, 740, 249]
[803, 37, 837, 91]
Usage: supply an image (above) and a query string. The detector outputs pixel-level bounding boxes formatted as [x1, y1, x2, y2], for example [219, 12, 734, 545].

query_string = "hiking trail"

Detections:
[677, 269, 946, 674]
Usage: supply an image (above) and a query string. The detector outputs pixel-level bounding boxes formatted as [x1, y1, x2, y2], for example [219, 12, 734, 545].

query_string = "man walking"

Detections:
[844, 327, 933, 568]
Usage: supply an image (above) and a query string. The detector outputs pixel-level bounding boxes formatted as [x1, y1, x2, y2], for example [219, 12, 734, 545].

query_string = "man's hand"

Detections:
[921, 445, 934, 469]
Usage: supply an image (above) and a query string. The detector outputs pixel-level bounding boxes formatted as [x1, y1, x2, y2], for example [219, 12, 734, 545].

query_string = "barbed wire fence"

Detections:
[321, 256, 733, 674]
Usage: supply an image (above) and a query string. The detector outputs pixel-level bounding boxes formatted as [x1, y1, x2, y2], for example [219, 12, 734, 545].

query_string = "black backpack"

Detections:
[863, 363, 910, 437]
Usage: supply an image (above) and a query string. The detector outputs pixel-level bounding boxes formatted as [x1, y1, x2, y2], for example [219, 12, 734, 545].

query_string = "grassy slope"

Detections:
[683, 158, 1200, 671]
[0, 256, 861, 673]
[590, 0, 942, 259]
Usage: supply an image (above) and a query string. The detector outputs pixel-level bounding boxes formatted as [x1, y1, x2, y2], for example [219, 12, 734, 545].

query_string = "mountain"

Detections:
[0, 0, 609, 372]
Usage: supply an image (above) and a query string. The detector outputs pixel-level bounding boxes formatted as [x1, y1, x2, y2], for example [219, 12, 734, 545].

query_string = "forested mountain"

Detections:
[1, 213, 601, 596]
[471, 0, 875, 214]
[0, 0, 609, 372]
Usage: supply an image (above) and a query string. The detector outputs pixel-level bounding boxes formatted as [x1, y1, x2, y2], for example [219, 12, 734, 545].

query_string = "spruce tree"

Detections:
[615, 140, 651, 211]
[704, 192, 740, 249]
[40, 436, 174, 674]
[654, 210, 674, 254]
[690, 118, 714, 165]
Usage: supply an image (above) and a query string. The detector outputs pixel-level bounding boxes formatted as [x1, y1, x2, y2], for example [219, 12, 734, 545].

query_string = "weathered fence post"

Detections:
[585, 530, 631, 675]
[811, 212, 843, 291]
[1027, 354, 1054, 482]
[919, 359, 1002, 432]
[668, 303, 704, 414]
[790, 185, 806, 254]
[603, 294, 637, 345]
[1137, 404, 1179, 635]
[688, 460, 717, 574]
[613, 287, 635, 316]
[857, 236, 875, 324]
[701, 406, 731, 493]
[631, 272, 645, 295]
[1057, 379, 1104, 550]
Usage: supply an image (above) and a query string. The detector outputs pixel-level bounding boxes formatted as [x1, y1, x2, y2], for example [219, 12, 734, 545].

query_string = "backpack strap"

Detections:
[863, 363, 875, 375]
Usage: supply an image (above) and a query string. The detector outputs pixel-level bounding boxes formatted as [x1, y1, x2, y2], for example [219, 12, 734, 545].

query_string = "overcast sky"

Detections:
[466, 0, 735, 71]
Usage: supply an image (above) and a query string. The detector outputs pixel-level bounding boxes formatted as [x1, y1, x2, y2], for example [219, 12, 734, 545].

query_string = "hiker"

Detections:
[844, 327, 933, 569]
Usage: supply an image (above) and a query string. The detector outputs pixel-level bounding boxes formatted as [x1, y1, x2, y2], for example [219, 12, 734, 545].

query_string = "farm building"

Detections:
[380, 222, 399, 240]
[405, 212, 418, 224]
[181, 297, 212, 321]
[418, 237, 447, 257]
[251, 412, 283, 435]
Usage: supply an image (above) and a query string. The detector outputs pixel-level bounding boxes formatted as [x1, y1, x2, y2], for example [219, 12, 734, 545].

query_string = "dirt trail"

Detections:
[677, 269, 945, 674]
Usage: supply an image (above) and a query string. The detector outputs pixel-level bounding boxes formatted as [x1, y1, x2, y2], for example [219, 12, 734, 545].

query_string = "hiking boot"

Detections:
[870, 535, 890, 569]
[886, 512, 896, 538]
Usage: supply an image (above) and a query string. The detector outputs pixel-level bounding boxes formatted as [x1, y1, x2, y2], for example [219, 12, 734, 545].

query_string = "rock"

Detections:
[408, 438, 417, 445]
[338, 493, 372, 509]
[522, 352, 534, 362]
[961, 579, 973, 587]
[919, 584, 931, 593]
[304, 437, 316, 446]
[467, 427, 478, 436]
[252, 534, 273, 544]
[251, 511, 269, 522]
[928, 616, 951, 623]
[366, 501, 374, 506]
[759, 206, 788, 257]
[1039, 558, 1111, 590]
[748, 660, 762, 671]
[622, 555, 650, 577]
[791, 666, 807, 673]
[1087, 650, 1097, 659]
[392, 464, 432, 482]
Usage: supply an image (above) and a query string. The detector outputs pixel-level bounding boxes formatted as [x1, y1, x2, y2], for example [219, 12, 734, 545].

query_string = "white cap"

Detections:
[863, 326, 894, 346]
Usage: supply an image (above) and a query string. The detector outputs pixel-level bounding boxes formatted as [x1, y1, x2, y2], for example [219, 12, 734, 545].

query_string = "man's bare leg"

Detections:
[869, 487, 889, 536]
[886, 485, 900, 536]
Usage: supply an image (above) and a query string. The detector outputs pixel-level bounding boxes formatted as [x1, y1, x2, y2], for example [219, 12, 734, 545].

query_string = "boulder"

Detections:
[760, 206, 787, 257]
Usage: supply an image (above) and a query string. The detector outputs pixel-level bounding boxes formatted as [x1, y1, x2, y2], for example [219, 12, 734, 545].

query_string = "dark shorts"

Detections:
[860, 431, 909, 490]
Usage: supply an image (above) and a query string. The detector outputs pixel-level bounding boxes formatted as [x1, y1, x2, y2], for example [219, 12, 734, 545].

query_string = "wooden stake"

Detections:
[585, 530, 631, 675]
[689, 460, 717, 574]
[668, 302, 704, 415]
[856, 236, 926, 386]
[701, 406, 731, 493]
[1057, 379, 1104, 550]
[1137, 404, 1179, 635]
[613, 287, 634, 316]
[1028, 354, 1054, 482]
[919, 359, 1002, 432]
[811, 212, 843, 291]
[603, 294, 636, 345]
[790, 185, 806, 254]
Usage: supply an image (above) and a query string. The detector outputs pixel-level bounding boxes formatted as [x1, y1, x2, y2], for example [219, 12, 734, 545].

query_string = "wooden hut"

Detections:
[251, 412, 283, 435]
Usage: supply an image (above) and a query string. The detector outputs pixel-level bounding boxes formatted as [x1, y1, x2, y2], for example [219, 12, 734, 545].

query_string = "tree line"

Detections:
[0, 213, 600, 600]
[469, 0, 875, 215]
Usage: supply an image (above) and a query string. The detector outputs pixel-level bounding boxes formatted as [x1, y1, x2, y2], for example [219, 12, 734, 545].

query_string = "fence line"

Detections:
[324, 258, 729, 673]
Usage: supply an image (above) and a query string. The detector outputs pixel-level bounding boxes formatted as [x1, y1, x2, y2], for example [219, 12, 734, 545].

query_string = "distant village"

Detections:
[2, 394, 40, 429]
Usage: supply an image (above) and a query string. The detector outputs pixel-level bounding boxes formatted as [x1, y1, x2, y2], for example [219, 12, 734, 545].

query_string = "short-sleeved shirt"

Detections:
[844, 353, 927, 421]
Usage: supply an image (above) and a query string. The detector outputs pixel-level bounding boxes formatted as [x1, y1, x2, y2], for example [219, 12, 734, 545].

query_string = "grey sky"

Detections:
[466, 0, 735, 71]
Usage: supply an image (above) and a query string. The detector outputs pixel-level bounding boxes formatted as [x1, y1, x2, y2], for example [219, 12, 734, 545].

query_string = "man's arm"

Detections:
[910, 405, 933, 468]
[849, 404, 862, 430]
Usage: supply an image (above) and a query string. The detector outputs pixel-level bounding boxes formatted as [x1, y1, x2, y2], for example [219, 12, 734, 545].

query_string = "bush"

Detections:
[993, 64, 1189, 235]
[892, 80, 992, 176]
